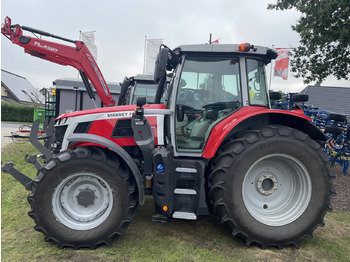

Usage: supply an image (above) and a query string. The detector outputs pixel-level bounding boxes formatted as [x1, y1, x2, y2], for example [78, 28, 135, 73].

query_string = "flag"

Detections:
[274, 48, 290, 80]
[80, 31, 97, 61]
[144, 38, 163, 75]
[211, 39, 220, 44]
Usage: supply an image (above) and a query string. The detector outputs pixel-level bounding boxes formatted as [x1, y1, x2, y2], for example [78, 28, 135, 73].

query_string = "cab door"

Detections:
[172, 55, 243, 155]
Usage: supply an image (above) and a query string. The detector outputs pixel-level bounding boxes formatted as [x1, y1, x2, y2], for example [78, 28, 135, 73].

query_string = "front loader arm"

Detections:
[1, 16, 115, 107]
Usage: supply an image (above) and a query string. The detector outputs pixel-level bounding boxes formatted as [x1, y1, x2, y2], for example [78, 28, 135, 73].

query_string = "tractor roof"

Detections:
[176, 44, 277, 60]
[132, 74, 154, 82]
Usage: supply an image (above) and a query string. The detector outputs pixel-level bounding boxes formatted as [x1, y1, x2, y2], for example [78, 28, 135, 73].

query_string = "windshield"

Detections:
[175, 55, 242, 152]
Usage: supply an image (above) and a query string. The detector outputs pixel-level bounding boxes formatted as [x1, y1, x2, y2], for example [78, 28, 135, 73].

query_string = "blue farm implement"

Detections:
[270, 91, 349, 175]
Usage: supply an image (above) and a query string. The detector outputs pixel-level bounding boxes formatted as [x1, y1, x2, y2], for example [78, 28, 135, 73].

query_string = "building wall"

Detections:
[1, 85, 8, 97]
[1, 84, 19, 102]
[57, 89, 119, 115]
[302, 86, 350, 115]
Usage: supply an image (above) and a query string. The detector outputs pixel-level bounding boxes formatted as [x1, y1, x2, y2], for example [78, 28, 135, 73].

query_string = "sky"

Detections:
[1, 0, 349, 94]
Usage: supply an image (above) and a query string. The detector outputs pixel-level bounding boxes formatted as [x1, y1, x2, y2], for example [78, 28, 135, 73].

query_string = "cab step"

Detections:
[172, 211, 197, 220]
[174, 188, 197, 195]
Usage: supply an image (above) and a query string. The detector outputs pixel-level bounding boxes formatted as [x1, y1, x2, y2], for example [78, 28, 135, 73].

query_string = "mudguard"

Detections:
[202, 107, 326, 159]
[67, 133, 145, 205]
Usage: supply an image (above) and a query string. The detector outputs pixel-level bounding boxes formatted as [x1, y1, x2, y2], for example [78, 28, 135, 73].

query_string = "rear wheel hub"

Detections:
[77, 188, 96, 207]
[257, 173, 278, 196]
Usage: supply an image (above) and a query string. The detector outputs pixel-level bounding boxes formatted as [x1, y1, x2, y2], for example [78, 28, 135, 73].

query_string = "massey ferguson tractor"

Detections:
[1, 17, 334, 249]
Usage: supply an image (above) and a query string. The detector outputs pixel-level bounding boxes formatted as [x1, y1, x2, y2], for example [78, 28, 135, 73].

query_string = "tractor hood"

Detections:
[54, 103, 168, 152]
[56, 104, 166, 120]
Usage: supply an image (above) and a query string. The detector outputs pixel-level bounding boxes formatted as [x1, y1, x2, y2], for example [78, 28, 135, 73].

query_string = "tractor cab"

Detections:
[153, 43, 277, 155]
[118, 74, 164, 105]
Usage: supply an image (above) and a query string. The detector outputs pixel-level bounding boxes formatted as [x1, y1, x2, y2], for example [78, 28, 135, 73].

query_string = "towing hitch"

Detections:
[1, 118, 55, 190]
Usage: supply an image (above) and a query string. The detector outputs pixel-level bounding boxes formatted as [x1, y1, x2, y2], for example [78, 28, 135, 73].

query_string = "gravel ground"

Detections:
[331, 164, 350, 211]
[1, 127, 16, 148]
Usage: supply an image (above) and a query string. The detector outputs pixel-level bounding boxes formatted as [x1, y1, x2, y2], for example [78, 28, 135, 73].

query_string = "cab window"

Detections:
[246, 59, 269, 107]
[175, 56, 242, 152]
[131, 82, 159, 104]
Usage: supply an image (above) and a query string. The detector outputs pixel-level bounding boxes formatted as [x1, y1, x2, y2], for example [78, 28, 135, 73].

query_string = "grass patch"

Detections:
[2, 142, 350, 262]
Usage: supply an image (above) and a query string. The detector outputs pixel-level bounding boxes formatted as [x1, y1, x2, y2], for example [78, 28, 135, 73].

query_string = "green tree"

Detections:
[268, 0, 350, 84]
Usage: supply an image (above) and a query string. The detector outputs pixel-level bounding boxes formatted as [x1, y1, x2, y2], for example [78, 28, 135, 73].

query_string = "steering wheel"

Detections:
[177, 88, 211, 108]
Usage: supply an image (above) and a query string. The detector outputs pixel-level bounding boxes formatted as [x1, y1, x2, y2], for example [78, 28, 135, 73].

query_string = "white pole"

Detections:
[269, 44, 274, 90]
[143, 36, 147, 74]
[78, 31, 82, 79]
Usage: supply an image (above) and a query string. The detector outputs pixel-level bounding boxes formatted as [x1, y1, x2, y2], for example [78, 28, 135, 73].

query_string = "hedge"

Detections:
[1, 102, 36, 122]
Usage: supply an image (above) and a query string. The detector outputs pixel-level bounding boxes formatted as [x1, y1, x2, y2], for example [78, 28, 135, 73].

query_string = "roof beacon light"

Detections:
[238, 43, 251, 52]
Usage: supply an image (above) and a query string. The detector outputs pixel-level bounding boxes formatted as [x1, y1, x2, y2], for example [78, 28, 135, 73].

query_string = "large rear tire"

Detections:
[208, 125, 334, 248]
[28, 146, 138, 249]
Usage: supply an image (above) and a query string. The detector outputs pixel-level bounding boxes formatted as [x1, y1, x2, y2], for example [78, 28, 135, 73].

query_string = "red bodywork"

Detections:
[202, 107, 310, 159]
[1, 16, 115, 107]
[60, 103, 309, 159]
[60, 104, 166, 148]
[57, 104, 165, 118]
[56, 105, 138, 119]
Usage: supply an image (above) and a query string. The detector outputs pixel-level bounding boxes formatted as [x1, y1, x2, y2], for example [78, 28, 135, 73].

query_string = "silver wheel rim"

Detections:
[52, 172, 113, 230]
[242, 153, 312, 226]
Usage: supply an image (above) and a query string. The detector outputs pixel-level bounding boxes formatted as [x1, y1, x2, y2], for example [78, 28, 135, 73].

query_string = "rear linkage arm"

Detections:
[1, 118, 55, 191]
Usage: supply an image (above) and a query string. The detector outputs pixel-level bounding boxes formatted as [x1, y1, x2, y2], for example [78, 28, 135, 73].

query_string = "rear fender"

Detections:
[202, 109, 326, 159]
[67, 133, 145, 205]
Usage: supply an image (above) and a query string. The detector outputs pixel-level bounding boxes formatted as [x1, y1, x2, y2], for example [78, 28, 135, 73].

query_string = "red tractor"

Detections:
[1, 17, 334, 249]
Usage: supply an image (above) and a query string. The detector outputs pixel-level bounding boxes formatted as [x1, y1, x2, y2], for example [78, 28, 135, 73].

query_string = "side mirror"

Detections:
[136, 96, 147, 108]
[154, 48, 169, 83]
[154, 73, 166, 104]
[267, 49, 278, 59]
[269, 91, 282, 100]
[117, 77, 131, 105]
[176, 104, 185, 122]
[291, 94, 308, 103]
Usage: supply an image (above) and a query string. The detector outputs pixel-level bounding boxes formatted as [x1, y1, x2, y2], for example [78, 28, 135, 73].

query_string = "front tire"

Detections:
[28, 146, 138, 249]
[208, 125, 334, 248]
